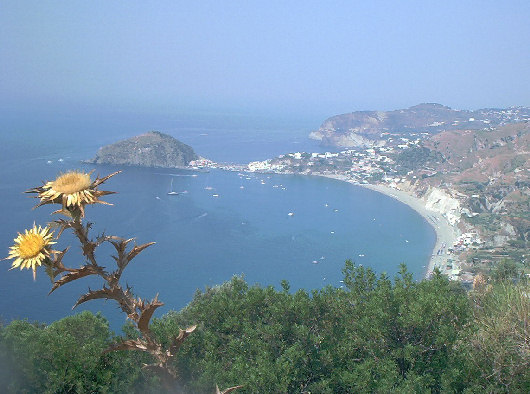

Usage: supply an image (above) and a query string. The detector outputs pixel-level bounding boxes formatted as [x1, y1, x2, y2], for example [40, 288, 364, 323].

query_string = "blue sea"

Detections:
[0, 110, 435, 330]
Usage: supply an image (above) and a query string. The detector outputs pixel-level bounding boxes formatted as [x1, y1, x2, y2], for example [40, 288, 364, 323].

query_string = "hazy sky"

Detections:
[1, 1, 529, 119]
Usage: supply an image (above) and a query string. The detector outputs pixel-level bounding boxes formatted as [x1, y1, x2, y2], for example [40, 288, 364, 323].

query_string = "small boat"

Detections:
[288, 212, 294, 216]
[168, 178, 179, 195]
[312, 260, 318, 264]
[212, 194, 219, 197]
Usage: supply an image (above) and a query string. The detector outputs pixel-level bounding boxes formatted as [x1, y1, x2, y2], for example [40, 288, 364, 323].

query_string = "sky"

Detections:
[1, 1, 530, 121]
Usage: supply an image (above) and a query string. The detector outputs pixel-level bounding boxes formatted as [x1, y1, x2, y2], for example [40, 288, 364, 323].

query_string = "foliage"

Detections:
[448, 282, 530, 393]
[0, 311, 156, 393]
[149, 262, 472, 393]
[1, 261, 528, 392]
[394, 146, 444, 172]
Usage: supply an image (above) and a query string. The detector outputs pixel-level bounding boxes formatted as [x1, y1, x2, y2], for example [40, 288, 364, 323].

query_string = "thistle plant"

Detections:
[5, 170, 241, 393]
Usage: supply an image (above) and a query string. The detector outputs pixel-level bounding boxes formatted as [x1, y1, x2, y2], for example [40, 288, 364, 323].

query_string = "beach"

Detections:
[316, 174, 460, 278]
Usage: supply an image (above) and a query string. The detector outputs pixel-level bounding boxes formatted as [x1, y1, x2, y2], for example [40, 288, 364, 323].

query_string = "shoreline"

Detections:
[313, 174, 460, 278]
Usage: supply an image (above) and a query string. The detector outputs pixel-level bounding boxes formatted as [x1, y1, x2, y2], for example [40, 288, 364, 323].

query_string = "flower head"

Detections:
[27, 170, 119, 217]
[6, 224, 56, 280]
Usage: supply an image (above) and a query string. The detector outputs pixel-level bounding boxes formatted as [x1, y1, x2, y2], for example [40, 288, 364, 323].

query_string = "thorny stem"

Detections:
[35, 173, 240, 393]
[54, 210, 184, 385]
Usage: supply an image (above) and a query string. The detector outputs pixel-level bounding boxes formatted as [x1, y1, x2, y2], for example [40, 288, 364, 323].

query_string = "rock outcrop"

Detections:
[90, 131, 198, 168]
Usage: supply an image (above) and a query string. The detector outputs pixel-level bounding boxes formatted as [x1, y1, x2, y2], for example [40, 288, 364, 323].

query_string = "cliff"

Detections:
[90, 131, 198, 168]
[311, 103, 530, 148]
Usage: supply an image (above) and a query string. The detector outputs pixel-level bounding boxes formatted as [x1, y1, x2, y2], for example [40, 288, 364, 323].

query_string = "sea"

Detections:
[0, 109, 436, 331]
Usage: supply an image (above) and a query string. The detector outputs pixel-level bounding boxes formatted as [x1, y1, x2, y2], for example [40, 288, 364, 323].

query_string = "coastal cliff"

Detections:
[90, 131, 198, 168]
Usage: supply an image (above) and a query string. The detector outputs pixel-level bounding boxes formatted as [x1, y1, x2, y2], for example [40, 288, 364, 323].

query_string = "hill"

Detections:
[392, 122, 529, 266]
[311, 103, 530, 147]
[90, 131, 198, 168]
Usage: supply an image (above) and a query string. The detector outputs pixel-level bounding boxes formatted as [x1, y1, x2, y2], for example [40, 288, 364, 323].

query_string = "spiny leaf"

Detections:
[216, 385, 244, 394]
[169, 325, 197, 354]
[127, 241, 155, 263]
[49, 264, 104, 294]
[104, 339, 148, 353]
[73, 286, 124, 309]
[93, 170, 121, 187]
[137, 295, 164, 336]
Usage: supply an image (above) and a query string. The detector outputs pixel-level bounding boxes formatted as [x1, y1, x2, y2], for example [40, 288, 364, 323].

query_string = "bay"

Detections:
[0, 111, 435, 330]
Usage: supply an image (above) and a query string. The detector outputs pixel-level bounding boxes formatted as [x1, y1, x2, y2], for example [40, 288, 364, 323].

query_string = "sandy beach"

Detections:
[316, 174, 460, 278]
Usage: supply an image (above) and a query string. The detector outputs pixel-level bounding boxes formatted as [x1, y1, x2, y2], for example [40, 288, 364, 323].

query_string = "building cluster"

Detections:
[245, 135, 424, 186]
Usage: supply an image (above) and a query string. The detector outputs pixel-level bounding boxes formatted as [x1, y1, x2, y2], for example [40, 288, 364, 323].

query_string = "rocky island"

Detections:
[90, 131, 198, 168]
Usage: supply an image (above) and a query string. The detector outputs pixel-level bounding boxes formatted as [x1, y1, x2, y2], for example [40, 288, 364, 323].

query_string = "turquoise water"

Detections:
[0, 112, 435, 329]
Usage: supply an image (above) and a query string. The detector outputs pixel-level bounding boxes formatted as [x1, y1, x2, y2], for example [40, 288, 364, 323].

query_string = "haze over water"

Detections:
[0, 112, 435, 330]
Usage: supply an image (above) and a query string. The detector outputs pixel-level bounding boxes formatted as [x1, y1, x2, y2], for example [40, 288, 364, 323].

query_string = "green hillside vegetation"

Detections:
[393, 123, 529, 269]
[1, 263, 528, 393]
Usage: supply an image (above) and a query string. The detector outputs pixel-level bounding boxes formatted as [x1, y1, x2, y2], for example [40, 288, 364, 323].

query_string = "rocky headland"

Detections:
[310, 103, 530, 148]
[90, 131, 198, 168]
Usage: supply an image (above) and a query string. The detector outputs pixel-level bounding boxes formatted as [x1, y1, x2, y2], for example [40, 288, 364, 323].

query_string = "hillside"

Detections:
[393, 122, 529, 266]
[310, 103, 530, 147]
[90, 131, 198, 168]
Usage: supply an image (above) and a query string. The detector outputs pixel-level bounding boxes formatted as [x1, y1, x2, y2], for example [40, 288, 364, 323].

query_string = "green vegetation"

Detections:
[1, 262, 528, 393]
[394, 146, 445, 172]
[465, 212, 502, 232]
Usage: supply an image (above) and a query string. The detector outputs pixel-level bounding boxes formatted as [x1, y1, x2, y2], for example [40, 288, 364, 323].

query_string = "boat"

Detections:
[168, 178, 179, 195]
[288, 212, 294, 216]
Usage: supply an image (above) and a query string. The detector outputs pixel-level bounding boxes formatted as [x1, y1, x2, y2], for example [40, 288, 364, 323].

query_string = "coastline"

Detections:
[313, 174, 460, 278]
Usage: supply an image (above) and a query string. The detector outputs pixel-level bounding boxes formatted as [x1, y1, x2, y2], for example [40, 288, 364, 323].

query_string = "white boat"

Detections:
[168, 178, 179, 195]
[288, 212, 294, 216]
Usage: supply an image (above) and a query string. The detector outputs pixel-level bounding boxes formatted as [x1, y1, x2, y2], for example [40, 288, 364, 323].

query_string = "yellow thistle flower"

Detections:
[6, 224, 56, 280]
[27, 170, 119, 217]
